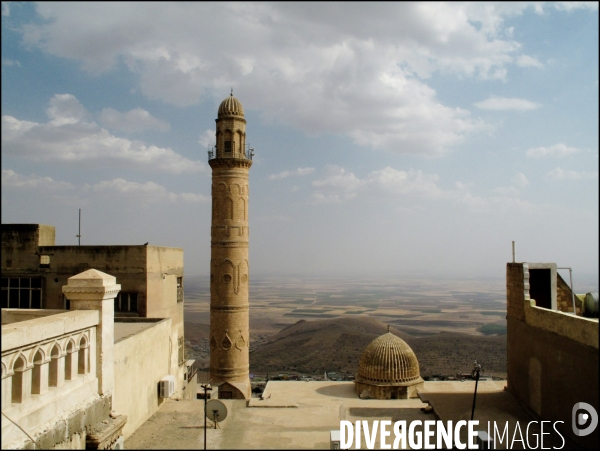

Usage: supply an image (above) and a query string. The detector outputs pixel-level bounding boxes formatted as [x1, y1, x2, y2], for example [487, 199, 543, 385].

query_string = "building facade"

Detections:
[1, 224, 193, 400]
[208, 93, 253, 400]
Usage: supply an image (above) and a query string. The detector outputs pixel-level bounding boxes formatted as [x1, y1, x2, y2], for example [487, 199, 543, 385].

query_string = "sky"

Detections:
[1, 2, 598, 284]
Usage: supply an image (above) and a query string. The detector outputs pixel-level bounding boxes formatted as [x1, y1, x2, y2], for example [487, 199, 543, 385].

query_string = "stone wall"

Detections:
[1, 224, 55, 273]
[506, 262, 599, 449]
[37, 245, 148, 312]
[556, 273, 583, 315]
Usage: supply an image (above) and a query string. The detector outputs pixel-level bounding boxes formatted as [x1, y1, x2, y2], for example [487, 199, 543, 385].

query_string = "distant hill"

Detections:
[250, 316, 506, 377]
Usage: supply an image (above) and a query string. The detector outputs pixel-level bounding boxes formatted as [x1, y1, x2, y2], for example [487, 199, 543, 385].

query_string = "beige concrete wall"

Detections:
[113, 318, 172, 439]
[145, 246, 185, 396]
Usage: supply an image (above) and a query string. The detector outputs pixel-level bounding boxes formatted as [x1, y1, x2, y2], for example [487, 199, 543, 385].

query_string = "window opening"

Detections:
[1, 277, 43, 309]
[177, 277, 184, 303]
[114, 292, 138, 313]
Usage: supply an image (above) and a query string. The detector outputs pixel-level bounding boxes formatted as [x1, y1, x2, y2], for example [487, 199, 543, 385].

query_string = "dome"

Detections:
[218, 93, 244, 118]
[357, 332, 421, 385]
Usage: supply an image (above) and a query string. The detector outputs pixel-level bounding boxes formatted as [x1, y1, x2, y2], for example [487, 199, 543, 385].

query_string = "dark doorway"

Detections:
[219, 391, 232, 399]
[529, 269, 552, 309]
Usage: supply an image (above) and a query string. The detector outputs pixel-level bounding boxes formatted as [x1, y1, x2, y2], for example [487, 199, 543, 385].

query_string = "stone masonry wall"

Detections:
[556, 273, 582, 315]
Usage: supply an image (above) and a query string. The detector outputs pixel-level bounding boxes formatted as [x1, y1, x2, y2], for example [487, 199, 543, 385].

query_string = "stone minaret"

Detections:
[208, 92, 252, 399]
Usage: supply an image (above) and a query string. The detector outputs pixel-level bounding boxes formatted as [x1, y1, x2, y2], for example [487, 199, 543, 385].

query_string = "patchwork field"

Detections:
[183, 275, 520, 377]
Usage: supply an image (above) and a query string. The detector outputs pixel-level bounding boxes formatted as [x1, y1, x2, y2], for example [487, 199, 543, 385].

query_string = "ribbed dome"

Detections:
[357, 332, 421, 385]
[218, 94, 244, 118]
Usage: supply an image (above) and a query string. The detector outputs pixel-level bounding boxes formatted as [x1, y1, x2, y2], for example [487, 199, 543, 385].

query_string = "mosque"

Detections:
[1, 93, 598, 450]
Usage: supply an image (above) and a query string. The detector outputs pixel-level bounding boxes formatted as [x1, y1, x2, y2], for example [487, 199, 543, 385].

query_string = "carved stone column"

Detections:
[63, 269, 120, 396]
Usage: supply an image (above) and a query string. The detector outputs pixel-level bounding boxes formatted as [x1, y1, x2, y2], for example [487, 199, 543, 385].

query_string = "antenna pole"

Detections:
[471, 361, 482, 421]
[512, 241, 515, 263]
[77, 209, 82, 245]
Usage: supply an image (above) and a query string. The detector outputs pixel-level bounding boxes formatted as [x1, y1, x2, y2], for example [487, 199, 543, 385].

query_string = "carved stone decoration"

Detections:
[223, 274, 232, 284]
[241, 274, 248, 283]
[221, 331, 232, 351]
[235, 331, 246, 351]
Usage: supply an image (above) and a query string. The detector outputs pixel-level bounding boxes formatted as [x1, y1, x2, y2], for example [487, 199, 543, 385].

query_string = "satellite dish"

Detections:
[205, 399, 228, 423]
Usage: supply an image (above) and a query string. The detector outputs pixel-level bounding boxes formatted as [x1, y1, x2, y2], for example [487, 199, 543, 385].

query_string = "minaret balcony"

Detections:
[208, 146, 254, 162]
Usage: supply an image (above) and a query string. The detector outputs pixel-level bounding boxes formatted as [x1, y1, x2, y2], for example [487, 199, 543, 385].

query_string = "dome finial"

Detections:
[231, 87, 233, 96]
[387, 324, 390, 333]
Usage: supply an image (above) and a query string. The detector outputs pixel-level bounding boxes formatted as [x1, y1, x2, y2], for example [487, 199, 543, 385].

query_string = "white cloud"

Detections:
[197, 129, 215, 149]
[89, 178, 209, 204]
[269, 167, 315, 180]
[545, 167, 599, 180]
[1, 169, 208, 205]
[311, 165, 443, 203]
[99, 107, 170, 132]
[364, 167, 443, 197]
[311, 165, 533, 212]
[311, 166, 364, 202]
[493, 186, 520, 196]
[1, 169, 74, 191]
[19, 3, 547, 156]
[526, 143, 580, 158]
[2, 59, 20, 67]
[553, 2, 598, 12]
[492, 173, 528, 198]
[1, 94, 204, 173]
[516, 55, 543, 68]
[474, 96, 541, 111]
[46, 93, 90, 124]
[511, 172, 530, 188]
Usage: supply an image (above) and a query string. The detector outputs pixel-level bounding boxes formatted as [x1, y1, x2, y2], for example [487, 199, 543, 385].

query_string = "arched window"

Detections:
[11, 355, 26, 403]
[65, 340, 75, 380]
[32, 350, 44, 394]
[49, 344, 60, 387]
[78, 336, 89, 374]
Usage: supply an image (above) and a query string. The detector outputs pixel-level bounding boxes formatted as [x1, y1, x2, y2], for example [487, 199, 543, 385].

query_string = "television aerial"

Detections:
[205, 399, 228, 429]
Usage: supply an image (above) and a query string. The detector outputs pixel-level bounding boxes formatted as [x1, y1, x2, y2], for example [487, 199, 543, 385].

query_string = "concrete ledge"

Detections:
[247, 398, 298, 408]
[1, 310, 99, 352]
[1, 309, 68, 326]
[524, 299, 599, 349]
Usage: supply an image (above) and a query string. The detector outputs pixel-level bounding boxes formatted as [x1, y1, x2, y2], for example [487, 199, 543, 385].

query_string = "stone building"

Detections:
[208, 93, 253, 400]
[506, 261, 598, 449]
[355, 329, 424, 399]
[1, 223, 192, 399]
[1, 224, 198, 447]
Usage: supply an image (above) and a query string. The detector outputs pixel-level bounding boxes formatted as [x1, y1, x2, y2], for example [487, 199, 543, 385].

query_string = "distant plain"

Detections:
[183, 275, 599, 379]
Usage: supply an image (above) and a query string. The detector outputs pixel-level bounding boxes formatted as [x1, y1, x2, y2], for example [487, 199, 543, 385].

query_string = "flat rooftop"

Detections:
[125, 380, 577, 449]
[114, 321, 160, 342]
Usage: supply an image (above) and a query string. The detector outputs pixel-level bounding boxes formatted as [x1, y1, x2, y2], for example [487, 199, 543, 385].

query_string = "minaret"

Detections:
[208, 92, 252, 400]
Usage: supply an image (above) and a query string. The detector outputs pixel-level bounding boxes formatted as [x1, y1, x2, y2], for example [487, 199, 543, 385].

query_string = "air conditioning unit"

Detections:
[159, 375, 176, 398]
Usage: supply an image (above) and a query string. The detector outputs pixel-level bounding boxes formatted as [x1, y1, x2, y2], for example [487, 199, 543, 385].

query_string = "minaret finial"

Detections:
[231, 88, 233, 96]
[387, 324, 390, 333]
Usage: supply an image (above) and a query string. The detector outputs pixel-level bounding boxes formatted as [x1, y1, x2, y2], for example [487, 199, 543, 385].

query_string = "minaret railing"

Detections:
[208, 146, 254, 161]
